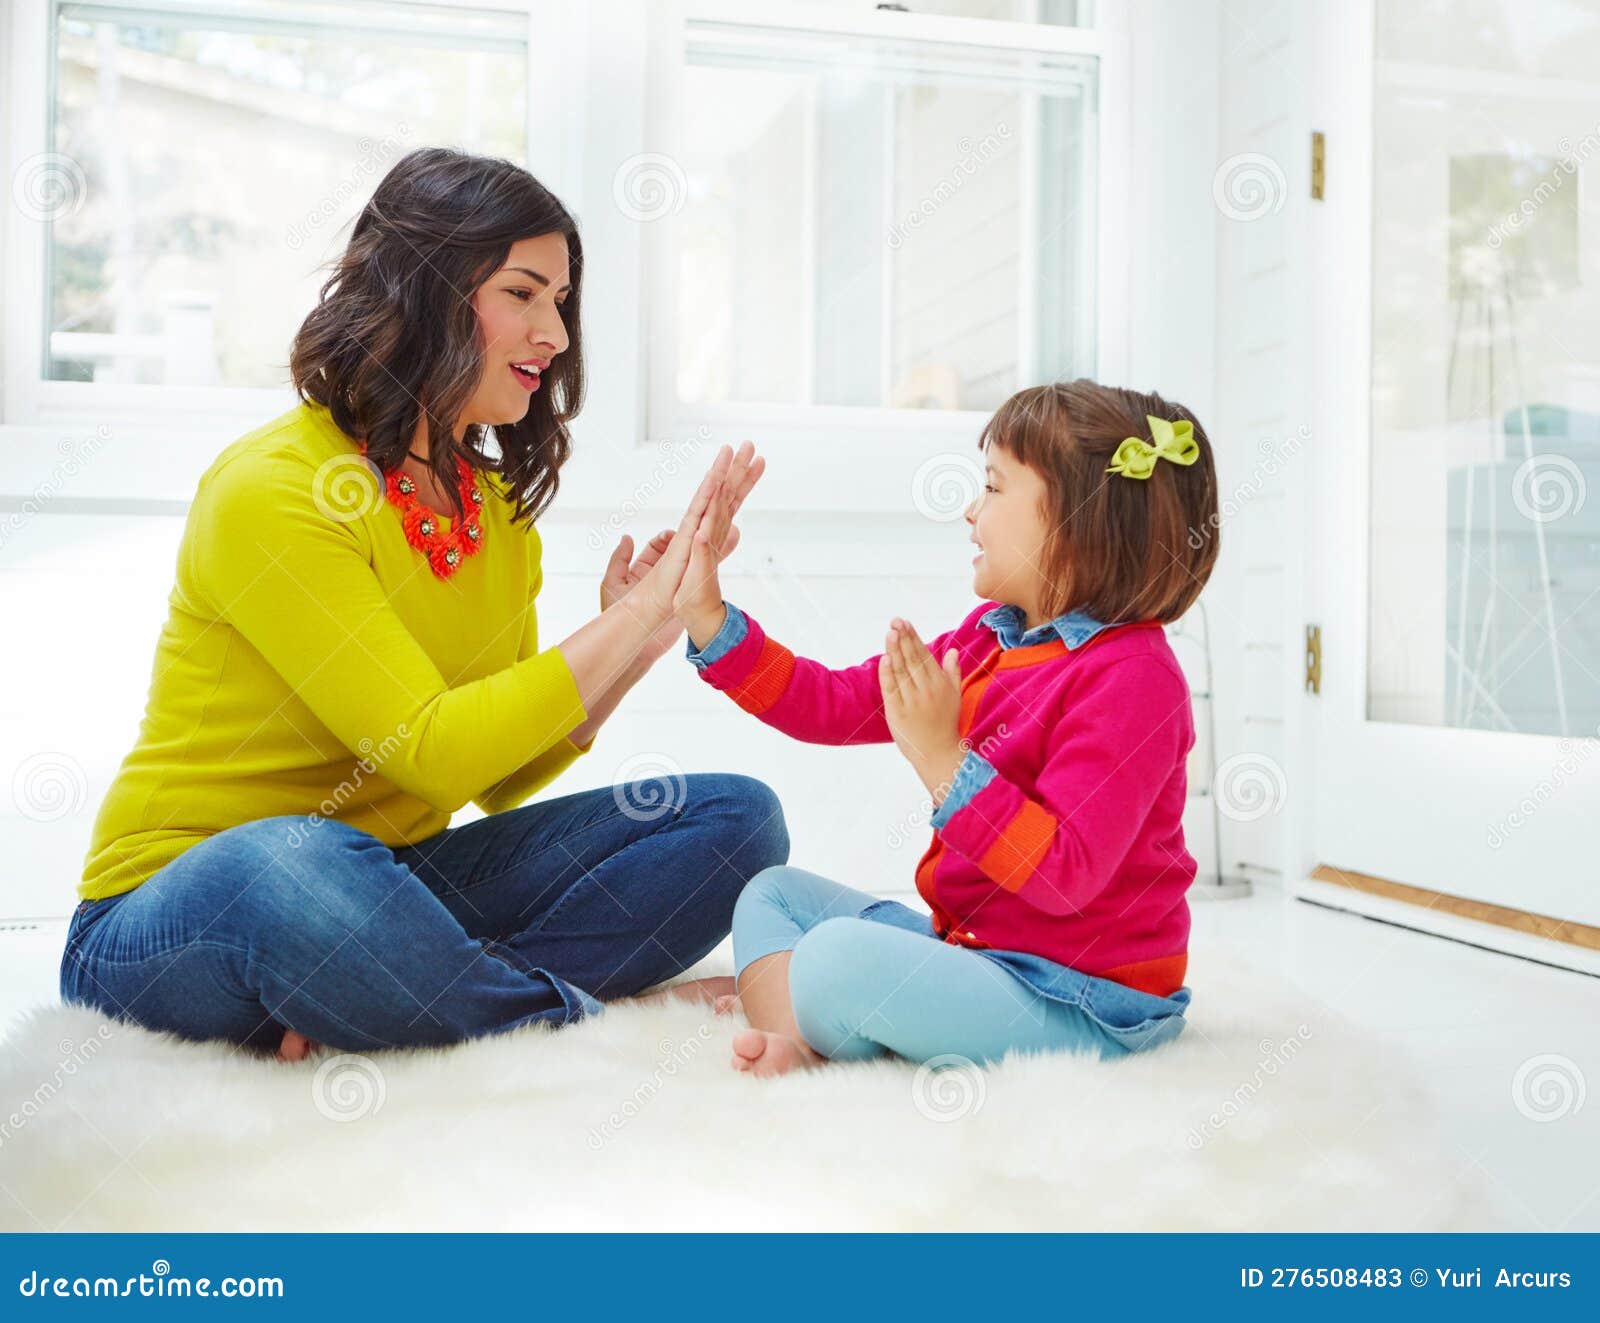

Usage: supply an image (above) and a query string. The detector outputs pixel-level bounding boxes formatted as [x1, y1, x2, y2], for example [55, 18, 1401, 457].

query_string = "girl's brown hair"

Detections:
[290, 147, 584, 525]
[981, 379, 1219, 623]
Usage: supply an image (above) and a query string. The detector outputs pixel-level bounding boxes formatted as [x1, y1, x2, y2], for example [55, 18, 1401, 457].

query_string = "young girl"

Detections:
[677, 379, 1220, 1077]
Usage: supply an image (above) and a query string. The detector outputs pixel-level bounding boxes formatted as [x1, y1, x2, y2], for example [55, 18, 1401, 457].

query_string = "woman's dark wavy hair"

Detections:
[290, 147, 584, 525]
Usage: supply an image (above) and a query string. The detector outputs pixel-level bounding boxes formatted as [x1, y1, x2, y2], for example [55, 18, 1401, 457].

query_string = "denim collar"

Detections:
[980, 602, 1111, 651]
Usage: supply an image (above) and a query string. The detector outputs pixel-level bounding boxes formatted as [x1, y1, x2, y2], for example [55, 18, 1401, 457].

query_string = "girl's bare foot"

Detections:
[629, 975, 737, 1008]
[731, 1027, 822, 1077]
[712, 993, 741, 1016]
[275, 1028, 319, 1062]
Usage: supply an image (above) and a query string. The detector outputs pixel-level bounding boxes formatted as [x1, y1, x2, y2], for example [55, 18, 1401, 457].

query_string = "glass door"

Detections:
[1308, 0, 1600, 965]
[1368, 2, 1599, 740]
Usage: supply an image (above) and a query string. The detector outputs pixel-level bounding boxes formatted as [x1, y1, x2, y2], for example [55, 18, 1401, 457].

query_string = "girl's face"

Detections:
[965, 443, 1053, 623]
[464, 231, 572, 426]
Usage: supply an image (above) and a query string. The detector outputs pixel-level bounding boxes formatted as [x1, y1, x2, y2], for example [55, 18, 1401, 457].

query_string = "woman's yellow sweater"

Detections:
[80, 400, 589, 900]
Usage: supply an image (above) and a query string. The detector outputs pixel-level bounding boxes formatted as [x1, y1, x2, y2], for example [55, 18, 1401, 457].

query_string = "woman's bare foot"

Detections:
[629, 975, 737, 1008]
[731, 1027, 822, 1077]
[275, 1027, 320, 1062]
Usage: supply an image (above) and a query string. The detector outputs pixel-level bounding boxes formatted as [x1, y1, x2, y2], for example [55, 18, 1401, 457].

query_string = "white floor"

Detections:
[4, 880, 1597, 1231]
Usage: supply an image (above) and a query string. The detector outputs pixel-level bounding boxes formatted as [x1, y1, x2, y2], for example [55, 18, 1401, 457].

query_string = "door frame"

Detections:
[1295, 0, 1600, 976]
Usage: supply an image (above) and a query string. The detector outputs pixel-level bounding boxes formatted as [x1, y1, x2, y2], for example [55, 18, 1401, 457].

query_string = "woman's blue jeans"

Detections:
[59, 774, 789, 1054]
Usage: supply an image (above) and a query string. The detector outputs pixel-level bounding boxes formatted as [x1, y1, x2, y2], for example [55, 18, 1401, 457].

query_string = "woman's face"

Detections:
[965, 443, 1052, 620]
[464, 231, 572, 426]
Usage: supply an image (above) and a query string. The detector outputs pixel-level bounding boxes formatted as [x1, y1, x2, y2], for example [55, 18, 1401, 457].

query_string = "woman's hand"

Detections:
[600, 529, 684, 665]
[600, 529, 673, 614]
[879, 619, 967, 802]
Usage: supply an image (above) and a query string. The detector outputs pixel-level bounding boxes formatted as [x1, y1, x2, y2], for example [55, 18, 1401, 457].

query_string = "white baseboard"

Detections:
[1293, 875, 1600, 979]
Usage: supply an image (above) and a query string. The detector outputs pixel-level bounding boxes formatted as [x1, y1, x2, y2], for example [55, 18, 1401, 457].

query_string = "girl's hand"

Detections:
[879, 619, 967, 802]
[629, 446, 735, 626]
[675, 441, 764, 649]
[699, 440, 764, 554]
[676, 488, 730, 647]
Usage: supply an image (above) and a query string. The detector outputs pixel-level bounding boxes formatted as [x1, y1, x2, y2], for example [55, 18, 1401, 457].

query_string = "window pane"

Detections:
[675, 23, 1097, 412]
[1368, 0, 1600, 737]
[47, 3, 527, 388]
[795, 0, 1095, 27]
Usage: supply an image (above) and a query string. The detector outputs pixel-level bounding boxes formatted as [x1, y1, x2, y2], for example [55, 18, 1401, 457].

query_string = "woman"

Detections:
[59, 148, 788, 1061]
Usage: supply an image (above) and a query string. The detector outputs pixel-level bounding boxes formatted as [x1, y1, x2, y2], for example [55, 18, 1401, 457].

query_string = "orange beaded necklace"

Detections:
[360, 443, 487, 579]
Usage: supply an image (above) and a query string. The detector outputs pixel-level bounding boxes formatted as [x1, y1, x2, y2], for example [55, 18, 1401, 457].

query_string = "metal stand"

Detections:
[1169, 599, 1253, 900]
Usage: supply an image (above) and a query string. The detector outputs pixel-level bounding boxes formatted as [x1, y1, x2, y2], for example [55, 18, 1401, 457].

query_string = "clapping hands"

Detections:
[674, 443, 762, 649]
[879, 618, 967, 802]
[600, 441, 765, 661]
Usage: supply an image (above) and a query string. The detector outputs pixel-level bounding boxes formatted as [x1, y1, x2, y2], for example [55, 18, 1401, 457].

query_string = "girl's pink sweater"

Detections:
[694, 601, 1197, 997]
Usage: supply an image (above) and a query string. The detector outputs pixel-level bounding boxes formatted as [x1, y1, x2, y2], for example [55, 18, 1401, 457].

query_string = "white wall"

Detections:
[1205, 0, 1313, 889]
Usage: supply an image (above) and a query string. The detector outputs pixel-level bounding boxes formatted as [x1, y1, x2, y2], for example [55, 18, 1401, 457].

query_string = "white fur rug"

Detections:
[0, 954, 1499, 1232]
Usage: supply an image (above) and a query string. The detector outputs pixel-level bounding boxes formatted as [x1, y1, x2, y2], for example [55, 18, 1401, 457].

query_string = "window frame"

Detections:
[0, 0, 1130, 515]
[643, 0, 1131, 456]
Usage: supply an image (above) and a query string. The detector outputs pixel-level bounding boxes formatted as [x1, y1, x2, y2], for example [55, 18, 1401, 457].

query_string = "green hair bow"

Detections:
[1105, 414, 1199, 480]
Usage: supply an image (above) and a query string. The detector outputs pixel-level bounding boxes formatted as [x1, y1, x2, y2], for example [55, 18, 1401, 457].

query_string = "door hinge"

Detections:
[1305, 624, 1322, 694]
[1311, 131, 1325, 200]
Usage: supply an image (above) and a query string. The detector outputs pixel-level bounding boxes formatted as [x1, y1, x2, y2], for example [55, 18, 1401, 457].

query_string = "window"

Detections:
[38, 0, 528, 391]
[644, 2, 1117, 443]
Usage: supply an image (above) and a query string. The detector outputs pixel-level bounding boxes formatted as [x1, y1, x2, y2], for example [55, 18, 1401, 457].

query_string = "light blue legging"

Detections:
[730, 865, 1123, 1066]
